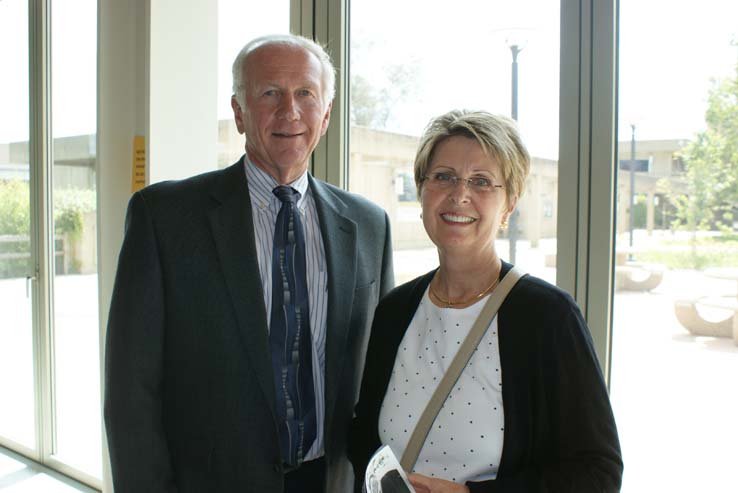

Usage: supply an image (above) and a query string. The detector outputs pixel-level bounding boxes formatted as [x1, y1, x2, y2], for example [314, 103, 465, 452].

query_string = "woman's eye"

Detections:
[471, 177, 492, 188]
[435, 173, 453, 182]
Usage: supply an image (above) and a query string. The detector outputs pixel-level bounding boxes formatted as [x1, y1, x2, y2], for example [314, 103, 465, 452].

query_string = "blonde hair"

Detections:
[414, 110, 530, 205]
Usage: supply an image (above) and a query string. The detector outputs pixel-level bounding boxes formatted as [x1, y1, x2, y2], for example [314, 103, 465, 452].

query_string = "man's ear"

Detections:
[231, 95, 245, 134]
[320, 101, 333, 136]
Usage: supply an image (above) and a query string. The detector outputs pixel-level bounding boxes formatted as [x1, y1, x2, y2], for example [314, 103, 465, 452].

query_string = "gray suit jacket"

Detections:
[104, 158, 394, 492]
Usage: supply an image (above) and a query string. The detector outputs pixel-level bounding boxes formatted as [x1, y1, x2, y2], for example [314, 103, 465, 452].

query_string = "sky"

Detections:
[2, 0, 737, 161]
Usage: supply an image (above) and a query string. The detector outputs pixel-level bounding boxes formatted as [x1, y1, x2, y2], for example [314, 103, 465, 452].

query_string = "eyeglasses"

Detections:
[423, 172, 504, 194]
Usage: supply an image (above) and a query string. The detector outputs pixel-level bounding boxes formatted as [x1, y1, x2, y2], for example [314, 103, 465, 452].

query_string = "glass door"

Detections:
[49, 0, 101, 479]
[611, 1, 738, 491]
[0, 0, 37, 453]
[1, 0, 103, 487]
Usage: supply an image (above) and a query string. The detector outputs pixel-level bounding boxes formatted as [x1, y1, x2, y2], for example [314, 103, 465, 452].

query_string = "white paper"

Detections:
[365, 445, 416, 493]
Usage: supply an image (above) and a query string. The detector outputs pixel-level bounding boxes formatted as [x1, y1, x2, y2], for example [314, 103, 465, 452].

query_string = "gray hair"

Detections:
[232, 34, 336, 110]
[414, 109, 530, 205]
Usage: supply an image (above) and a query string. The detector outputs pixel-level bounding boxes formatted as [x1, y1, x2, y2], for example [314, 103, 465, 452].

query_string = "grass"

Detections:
[637, 233, 738, 269]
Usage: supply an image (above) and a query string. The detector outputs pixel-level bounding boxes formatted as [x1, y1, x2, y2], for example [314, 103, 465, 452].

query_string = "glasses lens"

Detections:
[426, 173, 500, 193]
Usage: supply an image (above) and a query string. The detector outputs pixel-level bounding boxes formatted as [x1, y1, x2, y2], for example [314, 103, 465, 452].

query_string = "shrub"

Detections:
[54, 188, 96, 238]
[0, 180, 31, 236]
[0, 180, 96, 278]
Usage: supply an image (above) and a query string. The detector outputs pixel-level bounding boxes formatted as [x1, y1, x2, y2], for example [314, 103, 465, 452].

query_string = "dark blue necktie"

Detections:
[269, 185, 317, 467]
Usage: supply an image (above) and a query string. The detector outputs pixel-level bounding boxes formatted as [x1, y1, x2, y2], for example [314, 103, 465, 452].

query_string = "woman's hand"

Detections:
[407, 473, 470, 493]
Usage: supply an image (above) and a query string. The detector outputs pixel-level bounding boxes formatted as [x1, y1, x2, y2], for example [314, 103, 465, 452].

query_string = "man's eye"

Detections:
[434, 173, 454, 182]
[263, 89, 278, 96]
[297, 89, 313, 97]
[470, 177, 492, 188]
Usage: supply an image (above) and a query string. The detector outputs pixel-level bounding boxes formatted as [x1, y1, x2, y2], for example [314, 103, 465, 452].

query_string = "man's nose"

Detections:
[278, 94, 300, 120]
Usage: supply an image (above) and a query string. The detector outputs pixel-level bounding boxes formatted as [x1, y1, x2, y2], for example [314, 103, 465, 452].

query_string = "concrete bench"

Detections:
[615, 262, 665, 291]
[674, 296, 738, 344]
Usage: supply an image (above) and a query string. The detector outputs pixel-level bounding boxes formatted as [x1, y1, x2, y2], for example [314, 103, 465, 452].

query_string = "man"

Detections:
[104, 34, 394, 493]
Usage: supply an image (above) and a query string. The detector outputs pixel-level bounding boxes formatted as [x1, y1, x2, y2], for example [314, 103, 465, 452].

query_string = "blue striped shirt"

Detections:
[244, 157, 328, 460]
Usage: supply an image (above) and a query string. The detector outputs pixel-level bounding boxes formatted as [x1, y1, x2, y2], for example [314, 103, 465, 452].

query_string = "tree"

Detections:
[349, 39, 418, 130]
[672, 45, 738, 237]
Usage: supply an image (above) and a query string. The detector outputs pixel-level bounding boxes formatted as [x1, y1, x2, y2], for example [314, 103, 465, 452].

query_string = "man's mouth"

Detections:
[273, 132, 303, 138]
[440, 213, 476, 224]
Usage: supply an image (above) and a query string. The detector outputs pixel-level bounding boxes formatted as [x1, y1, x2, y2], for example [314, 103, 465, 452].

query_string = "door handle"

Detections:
[26, 274, 37, 298]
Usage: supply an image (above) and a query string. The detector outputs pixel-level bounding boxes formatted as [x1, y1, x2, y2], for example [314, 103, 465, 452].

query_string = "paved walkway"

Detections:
[611, 269, 738, 493]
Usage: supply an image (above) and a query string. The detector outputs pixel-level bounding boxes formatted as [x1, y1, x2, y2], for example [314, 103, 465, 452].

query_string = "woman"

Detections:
[349, 110, 623, 493]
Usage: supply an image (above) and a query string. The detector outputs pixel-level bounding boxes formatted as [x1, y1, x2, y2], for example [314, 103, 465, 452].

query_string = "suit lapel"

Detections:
[207, 160, 276, 414]
[309, 177, 357, 430]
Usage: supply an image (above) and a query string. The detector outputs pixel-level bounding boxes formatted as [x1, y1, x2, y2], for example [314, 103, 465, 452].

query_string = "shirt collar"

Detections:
[243, 154, 310, 210]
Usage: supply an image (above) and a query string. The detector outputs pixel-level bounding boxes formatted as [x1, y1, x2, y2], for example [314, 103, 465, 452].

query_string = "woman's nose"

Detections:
[448, 178, 472, 203]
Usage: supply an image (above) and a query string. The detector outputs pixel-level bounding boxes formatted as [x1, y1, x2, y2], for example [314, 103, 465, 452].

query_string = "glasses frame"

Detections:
[422, 171, 505, 194]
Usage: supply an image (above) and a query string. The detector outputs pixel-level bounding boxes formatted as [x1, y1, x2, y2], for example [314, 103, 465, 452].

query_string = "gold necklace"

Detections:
[429, 275, 500, 308]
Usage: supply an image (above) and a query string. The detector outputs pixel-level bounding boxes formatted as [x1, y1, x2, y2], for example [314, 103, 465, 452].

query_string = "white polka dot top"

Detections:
[378, 287, 505, 484]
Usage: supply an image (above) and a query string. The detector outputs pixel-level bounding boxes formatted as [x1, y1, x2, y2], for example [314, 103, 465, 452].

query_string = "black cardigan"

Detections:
[348, 262, 623, 492]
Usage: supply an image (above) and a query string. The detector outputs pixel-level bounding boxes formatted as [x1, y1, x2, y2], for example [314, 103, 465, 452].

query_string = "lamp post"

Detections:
[508, 43, 523, 264]
[629, 123, 636, 250]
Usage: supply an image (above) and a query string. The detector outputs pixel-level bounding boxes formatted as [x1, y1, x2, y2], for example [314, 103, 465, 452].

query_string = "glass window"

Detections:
[0, 0, 35, 451]
[217, 0, 290, 168]
[348, 0, 560, 285]
[50, 0, 101, 479]
[611, 1, 738, 491]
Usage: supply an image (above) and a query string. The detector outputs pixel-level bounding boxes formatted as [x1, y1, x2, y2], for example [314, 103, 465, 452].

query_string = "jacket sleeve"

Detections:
[467, 298, 623, 493]
[348, 303, 387, 493]
[379, 211, 395, 298]
[104, 192, 178, 492]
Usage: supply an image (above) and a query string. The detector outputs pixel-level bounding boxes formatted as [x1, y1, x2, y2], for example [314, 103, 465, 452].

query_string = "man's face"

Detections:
[231, 44, 332, 184]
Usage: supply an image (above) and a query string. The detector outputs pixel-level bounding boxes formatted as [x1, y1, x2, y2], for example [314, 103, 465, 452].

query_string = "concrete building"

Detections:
[1, 125, 692, 257]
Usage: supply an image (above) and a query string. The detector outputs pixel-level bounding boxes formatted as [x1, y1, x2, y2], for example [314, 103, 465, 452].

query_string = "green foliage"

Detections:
[639, 235, 738, 270]
[640, 248, 738, 270]
[53, 188, 96, 238]
[711, 233, 738, 242]
[0, 179, 96, 238]
[672, 49, 738, 233]
[0, 180, 31, 236]
[350, 39, 418, 129]
[0, 181, 95, 278]
[351, 74, 389, 128]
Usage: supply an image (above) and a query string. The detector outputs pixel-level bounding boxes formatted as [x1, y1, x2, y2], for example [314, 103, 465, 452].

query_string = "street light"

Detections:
[494, 27, 534, 264]
[507, 42, 523, 264]
[629, 123, 636, 250]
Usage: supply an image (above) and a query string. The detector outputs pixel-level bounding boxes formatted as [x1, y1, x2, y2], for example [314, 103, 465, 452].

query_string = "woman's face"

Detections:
[420, 135, 516, 257]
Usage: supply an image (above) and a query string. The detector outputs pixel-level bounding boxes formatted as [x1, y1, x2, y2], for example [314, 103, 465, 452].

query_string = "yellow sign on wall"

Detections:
[132, 136, 146, 192]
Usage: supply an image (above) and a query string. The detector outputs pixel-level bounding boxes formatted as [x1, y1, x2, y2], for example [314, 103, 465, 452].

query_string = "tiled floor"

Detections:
[0, 447, 96, 493]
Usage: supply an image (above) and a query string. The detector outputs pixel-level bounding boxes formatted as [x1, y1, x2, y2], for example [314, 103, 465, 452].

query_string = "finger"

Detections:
[408, 473, 428, 486]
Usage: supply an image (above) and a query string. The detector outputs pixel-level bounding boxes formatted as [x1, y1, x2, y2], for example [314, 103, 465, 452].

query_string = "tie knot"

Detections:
[273, 185, 300, 204]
